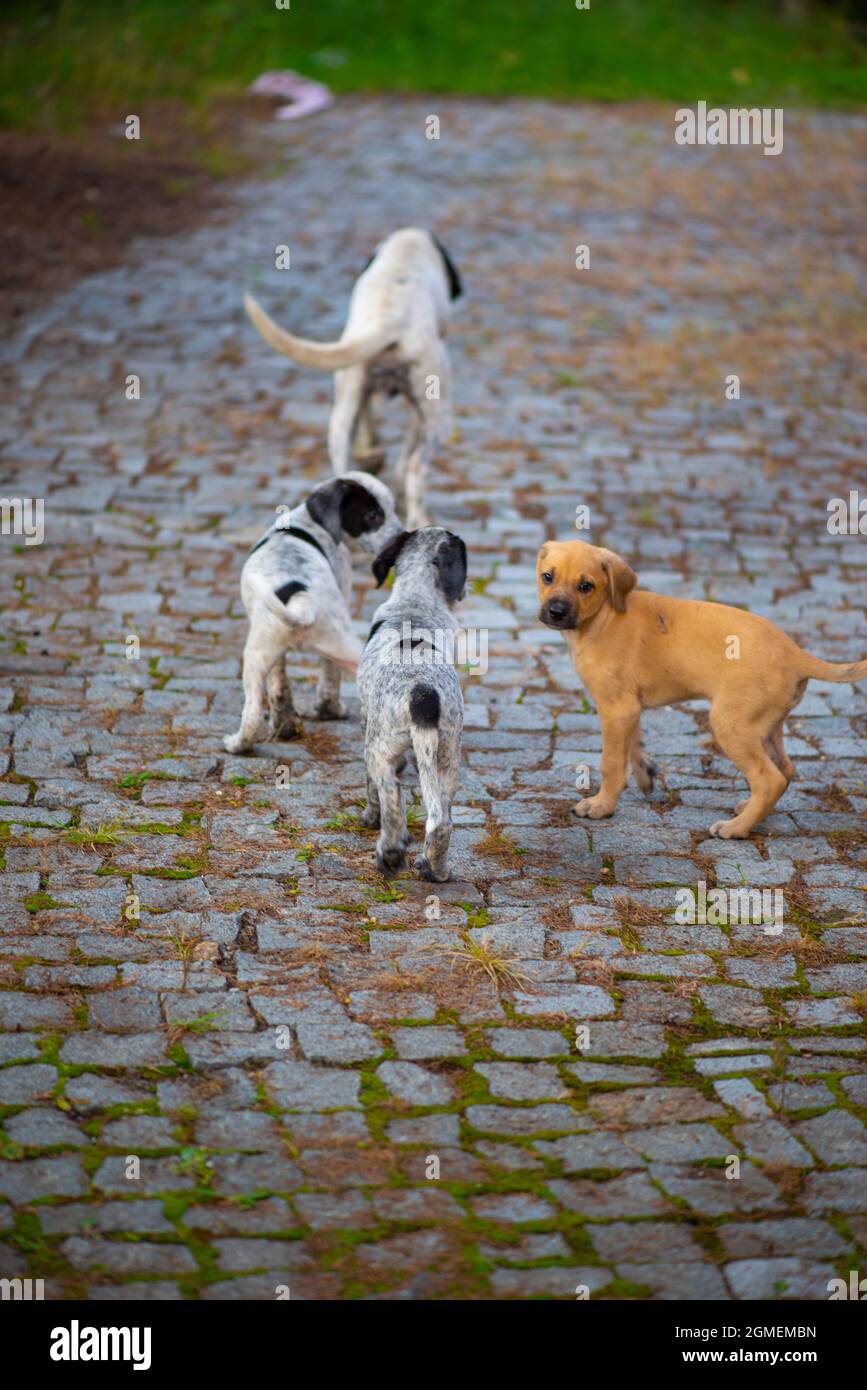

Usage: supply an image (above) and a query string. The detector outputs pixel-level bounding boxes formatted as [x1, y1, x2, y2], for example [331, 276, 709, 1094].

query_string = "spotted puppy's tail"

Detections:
[249, 575, 360, 673]
[249, 574, 316, 629]
[409, 682, 444, 820]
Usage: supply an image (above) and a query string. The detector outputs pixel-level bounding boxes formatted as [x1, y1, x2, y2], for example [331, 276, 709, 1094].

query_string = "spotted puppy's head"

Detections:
[536, 539, 637, 630]
[372, 526, 467, 603]
[305, 472, 404, 554]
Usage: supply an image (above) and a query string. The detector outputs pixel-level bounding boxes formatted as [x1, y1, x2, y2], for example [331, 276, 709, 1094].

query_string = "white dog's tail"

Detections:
[409, 684, 444, 826]
[244, 292, 395, 370]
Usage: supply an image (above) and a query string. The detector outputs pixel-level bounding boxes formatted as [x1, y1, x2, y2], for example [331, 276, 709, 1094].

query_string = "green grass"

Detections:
[1, 0, 866, 135]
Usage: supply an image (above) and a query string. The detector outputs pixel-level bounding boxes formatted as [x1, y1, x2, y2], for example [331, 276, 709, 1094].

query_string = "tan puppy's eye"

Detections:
[541, 571, 554, 584]
[577, 580, 594, 593]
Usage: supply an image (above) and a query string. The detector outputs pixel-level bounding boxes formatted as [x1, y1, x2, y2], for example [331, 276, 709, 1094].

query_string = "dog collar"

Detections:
[367, 620, 428, 648]
[278, 525, 331, 563]
[250, 523, 331, 564]
[364, 621, 445, 656]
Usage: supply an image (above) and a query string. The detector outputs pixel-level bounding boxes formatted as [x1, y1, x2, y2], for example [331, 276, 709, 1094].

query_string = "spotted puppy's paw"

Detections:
[271, 723, 301, 742]
[376, 845, 406, 875]
[314, 697, 349, 721]
[573, 795, 615, 820]
[224, 732, 252, 755]
[414, 854, 449, 883]
[268, 711, 301, 740]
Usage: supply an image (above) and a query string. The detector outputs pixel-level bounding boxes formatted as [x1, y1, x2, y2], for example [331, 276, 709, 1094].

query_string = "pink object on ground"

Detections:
[248, 70, 334, 120]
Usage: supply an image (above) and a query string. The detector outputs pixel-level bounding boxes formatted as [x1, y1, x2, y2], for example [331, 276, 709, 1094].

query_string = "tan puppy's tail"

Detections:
[800, 652, 867, 684]
[244, 292, 395, 370]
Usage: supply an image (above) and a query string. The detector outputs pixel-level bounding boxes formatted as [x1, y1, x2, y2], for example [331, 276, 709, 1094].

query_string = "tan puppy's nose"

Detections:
[542, 597, 573, 627]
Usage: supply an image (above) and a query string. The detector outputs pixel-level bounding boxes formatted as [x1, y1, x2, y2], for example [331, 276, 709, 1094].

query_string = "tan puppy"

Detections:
[536, 540, 867, 839]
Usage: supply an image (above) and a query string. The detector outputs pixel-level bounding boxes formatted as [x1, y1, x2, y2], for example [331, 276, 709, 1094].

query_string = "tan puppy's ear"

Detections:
[600, 549, 637, 613]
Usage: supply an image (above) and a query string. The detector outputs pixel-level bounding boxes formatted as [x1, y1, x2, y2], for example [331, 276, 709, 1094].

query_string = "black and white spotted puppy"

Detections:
[224, 472, 403, 754]
[358, 527, 466, 882]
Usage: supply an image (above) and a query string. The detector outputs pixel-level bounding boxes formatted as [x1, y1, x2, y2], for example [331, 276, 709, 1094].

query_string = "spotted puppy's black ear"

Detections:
[338, 480, 386, 538]
[307, 478, 384, 543]
[432, 236, 463, 300]
[434, 532, 467, 602]
[373, 530, 413, 587]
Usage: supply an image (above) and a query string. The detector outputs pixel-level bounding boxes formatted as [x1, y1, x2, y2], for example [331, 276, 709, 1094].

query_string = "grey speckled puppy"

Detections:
[224, 472, 403, 754]
[358, 527, 466, 881]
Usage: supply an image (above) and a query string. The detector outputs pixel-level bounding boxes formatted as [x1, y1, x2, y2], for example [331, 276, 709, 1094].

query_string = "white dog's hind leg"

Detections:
[403, 427, 432, 530]
[353, 398, 386, 474]
[329, 367, 365, 474]
[402, 352, 450, 527]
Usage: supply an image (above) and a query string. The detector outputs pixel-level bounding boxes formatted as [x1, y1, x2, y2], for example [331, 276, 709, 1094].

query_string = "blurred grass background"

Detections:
[1, 0, 866, 136]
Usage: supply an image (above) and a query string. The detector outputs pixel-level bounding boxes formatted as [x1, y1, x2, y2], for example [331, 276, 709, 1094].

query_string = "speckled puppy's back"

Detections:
[358, 527, 467, 882]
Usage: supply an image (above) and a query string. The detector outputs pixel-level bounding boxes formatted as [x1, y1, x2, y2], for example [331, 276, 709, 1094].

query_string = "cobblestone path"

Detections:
[1, 98, 865, 1301]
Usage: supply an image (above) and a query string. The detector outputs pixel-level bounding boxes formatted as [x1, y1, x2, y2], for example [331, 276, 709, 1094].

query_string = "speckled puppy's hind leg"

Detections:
[314, 657, 348, 720]
[410, 684, 454, 882]
[266, 660, 300, 739]
[370, 742, 408, 874]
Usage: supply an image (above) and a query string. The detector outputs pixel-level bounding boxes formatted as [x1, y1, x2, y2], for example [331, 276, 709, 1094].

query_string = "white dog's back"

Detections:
[244, 227, 452, 371]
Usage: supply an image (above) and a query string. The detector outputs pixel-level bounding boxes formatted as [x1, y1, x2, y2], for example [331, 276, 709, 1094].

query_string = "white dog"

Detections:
[244, 228, 462, 529]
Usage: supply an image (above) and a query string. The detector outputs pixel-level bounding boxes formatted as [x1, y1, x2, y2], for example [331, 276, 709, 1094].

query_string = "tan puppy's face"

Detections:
[536, 540, 637, 630]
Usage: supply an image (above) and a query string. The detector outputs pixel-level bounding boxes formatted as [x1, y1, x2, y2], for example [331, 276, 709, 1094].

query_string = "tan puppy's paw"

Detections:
[709, 817, 751, 840]
[573, 796, 615, 820]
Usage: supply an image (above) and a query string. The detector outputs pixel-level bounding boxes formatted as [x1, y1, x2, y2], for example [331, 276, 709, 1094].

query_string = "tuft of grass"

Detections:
[371, 881, 405, 904]
[438, 935, 534, 990]
[64, 823, 123, 848]
[24, 891, 65, 913]
[323, 810, 361, 831]
[475, 824, 526, 860]
[167, 1010, 224, 1044]
[457, 901, 491, 930]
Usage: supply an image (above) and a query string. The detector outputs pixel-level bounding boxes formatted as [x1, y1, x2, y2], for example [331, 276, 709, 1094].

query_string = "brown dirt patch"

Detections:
[0, 96, 281, 327]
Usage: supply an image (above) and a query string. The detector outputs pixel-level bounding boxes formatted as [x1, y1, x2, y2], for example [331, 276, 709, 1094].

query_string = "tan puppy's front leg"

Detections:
[575, 703, 639, 820]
